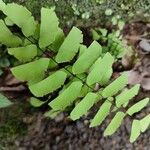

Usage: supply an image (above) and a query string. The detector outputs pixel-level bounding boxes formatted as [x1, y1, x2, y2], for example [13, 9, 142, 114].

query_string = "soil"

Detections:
[0, 22, 150, 150]
[15, 102, 150, 150]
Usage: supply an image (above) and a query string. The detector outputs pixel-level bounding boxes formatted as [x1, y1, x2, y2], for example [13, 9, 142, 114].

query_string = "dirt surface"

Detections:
[15, 105, 150, 150]
[0, 22, 150, 150]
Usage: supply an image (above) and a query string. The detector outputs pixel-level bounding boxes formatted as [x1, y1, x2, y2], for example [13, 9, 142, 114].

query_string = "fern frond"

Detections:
[0, 1, 149, 143]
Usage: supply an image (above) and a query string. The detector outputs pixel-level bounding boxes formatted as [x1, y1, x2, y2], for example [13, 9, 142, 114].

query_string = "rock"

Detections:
[139, 39, 150, 52]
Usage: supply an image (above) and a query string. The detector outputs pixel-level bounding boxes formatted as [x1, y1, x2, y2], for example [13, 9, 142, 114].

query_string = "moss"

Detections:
[0, 101, 32, 149]
[3, 0, 150, 27]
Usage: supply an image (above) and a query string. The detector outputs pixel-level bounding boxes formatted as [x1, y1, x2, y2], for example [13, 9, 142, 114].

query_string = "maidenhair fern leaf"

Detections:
[70, 92, 98, 120]
[89, 57, 102, 72]
[0, 93, 12, 108]
[56, 27, 83, 63]
[116, 84, 140, 108]
[5, 17, 14, 26]
[90, 100, 112, 127]
[79, 85, 90, 98]
[130, 115, 150, 142]
[44, 110, 60, 119]
[39, 7, 60, 48]
[100, 68, 113, 86]
[30, 97, 47, 107]
[50, 28, 65, 51]
[130, 120, 141, 143]
[102, 73, 128, 98]
[79, 45, 87, 56]
[11, 58, 49, 84]
[0, 0, 6, 11]
[8, 44, 37, 62]
[140, 114, 150, 132]
[87, 52, 114, 85]
[3, 3, 36, 36]
[104, 111, 125, 136]
[49, 81, 83, 110]
[127, 98, 149, 116]
[29, 70, 67, 97]
[0, 20, 22, 47]
[72, 41, 102, 74]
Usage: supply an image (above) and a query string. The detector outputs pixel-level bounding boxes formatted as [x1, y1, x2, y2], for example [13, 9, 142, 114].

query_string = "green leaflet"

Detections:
[56, 27, 83, 63]
[0, 0, 5, 11]
[104, 111, 125, 136]
[44, 110, 60, 119]
[140, 114, 150, 132]
[70, 92, 98, 120]
[91, 29, 100, 40]
[29, 70, 67, 97]
[0, 20, 22, 47]
[11, 58, 49, 84]
[3, 3, 36, 37]
[116, 84, 140, 108]
[72, 41, 102, 74]
[127, 98, 149, 116]
[49, 81, 83, 110]
[50, 28, 65, 52]
[79, 45, 87, 56]
[89, 57, 102, 72]
[79, 85, 90, 98]
[39, 7, 60, 48]
[130, 114, 150, 142]
[102, 73, 128, 98]
[0, 93, 12, 108]
[5, 17, 14, 26]
[99, 68, 113, 86]
[90, 100, 112, 127]
[87, 52, 114, 85]
[8, 44, 37, 62]
[130, 120, 141, 143]
[30, 97, 47, 107]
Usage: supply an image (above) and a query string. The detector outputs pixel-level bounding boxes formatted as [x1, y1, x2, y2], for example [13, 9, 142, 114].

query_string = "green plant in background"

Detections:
[91, 13, 126, 59]
[0, 93, 12, 108]
[0, 1, 149, 142]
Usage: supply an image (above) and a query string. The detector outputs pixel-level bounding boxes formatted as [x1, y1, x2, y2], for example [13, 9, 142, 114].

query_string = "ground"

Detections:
[0, 22, 150, 149]
[4, 0, 150, 28]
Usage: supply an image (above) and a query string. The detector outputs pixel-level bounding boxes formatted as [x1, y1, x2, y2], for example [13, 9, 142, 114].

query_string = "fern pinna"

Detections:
[0, 1, 149, 143]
